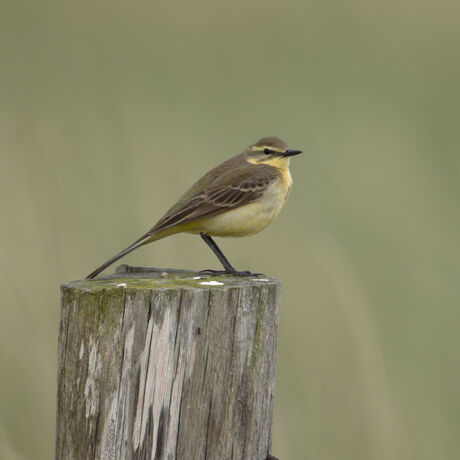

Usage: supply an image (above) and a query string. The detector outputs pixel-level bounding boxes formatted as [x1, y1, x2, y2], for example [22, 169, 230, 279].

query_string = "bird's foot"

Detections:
[233, 270, 265, 277]
[198, 269, 265, 277]
[198, 269, 227, 276]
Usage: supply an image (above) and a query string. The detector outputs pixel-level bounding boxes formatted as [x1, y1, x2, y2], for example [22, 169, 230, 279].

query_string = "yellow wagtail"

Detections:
[86, 136, 302, 279]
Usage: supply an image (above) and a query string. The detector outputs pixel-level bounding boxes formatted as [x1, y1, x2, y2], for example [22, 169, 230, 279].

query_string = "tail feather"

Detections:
[86, 240, 146, 279]
[86, 224, 179, 279]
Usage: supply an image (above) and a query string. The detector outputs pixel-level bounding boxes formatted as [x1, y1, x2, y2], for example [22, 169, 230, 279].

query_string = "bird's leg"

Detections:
[200, 233, 236, 272]
[199, 233, 263, 277]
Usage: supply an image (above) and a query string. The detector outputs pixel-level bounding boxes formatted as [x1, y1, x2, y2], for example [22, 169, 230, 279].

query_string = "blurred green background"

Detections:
[1, 0, 459, 459]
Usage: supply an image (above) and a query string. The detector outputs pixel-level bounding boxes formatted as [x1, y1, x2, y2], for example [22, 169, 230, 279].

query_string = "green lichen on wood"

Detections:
[63, 268, 279, 293]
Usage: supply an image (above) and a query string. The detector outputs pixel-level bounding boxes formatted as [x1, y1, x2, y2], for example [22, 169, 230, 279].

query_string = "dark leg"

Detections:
[199, 233, 263, 276]
[200, 233, 236, 272]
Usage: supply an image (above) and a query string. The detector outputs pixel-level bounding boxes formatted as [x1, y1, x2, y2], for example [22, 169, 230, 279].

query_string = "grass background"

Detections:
[1, 1, 459, 459]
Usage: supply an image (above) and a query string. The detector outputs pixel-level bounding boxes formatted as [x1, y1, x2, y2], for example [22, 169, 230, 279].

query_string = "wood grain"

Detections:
[56, 267, 281, 460]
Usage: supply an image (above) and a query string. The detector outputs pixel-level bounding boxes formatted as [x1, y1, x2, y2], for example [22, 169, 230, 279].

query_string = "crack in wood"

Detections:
[204, 398, 213, 460]
[202, 347, 210, 393]
[155, 406, 167, 459]
[175, 378, 185, 454]
[136, 292, 154, 452]
[173, 290, 183, 349]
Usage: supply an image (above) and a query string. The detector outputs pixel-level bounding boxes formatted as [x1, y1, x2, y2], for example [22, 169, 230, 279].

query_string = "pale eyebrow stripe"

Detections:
[251, 145, 284, 153]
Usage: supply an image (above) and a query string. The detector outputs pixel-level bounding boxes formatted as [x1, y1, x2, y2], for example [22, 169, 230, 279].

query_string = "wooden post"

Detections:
[56, 266, 281, 460]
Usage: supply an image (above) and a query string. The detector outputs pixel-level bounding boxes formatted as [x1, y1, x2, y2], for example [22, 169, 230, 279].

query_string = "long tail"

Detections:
[85, 241, 144, 279]
[85, 230, 167, 279]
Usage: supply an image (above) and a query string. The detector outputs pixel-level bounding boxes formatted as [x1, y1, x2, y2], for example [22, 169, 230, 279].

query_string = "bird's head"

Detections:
[245, 137, 302, 169]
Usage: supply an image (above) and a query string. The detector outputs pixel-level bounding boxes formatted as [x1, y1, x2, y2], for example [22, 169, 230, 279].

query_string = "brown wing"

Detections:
[149, 164, 277, 234]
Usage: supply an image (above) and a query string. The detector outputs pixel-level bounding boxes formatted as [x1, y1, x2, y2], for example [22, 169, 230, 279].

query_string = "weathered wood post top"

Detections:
[56, 266, 281, 460]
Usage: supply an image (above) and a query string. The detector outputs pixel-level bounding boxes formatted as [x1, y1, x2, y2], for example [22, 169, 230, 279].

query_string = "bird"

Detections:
[86, 136, 302, 279]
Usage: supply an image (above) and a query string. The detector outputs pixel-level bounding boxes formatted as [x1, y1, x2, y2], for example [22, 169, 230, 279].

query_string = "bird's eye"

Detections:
[263, 148, 271, 154]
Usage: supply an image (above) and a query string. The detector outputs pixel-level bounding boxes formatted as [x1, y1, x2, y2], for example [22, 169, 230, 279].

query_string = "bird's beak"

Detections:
[282, 149, 302, 157]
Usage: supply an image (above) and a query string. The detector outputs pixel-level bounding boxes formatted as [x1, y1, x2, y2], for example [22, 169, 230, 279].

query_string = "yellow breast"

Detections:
[189, 164, 292, 238]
